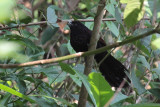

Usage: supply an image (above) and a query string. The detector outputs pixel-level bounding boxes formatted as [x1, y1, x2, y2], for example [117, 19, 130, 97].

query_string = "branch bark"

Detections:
[0, 27, 159, 69]
[78, 0, 106, 107]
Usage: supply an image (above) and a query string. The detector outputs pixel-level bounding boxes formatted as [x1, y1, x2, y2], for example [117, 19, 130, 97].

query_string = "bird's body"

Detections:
[68, 21, 129, 87]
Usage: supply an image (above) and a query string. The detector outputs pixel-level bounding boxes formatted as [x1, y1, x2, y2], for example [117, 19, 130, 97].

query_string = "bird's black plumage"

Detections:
[68, 21, 129, 87]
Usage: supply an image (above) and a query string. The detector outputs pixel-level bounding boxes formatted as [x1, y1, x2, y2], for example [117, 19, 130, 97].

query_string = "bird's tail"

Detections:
[94, 51, 129, 87]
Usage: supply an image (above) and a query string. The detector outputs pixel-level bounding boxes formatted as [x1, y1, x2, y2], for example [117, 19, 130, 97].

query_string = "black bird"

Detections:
[68, 21, 129, 87]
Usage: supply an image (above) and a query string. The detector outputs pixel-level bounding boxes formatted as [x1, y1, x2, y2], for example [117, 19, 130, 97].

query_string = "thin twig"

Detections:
[0, 18, 150, 30]
[98, 48, 115, 66]
[26, 82, 42, 95]
[104, 78, 126, 107]
[0, 21, 47, 30]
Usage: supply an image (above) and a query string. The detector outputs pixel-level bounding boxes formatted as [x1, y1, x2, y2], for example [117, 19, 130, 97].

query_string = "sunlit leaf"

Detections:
[151, 38, 160, 49]
[120, 0, 129, 3]
[0, 84, 35, 103]
[124, 0, 145, 28]
[0, 40, 29, 62]
[0, 0, 15, 22]
[76, 71, 97, 106]
[88, 72, 114, 107]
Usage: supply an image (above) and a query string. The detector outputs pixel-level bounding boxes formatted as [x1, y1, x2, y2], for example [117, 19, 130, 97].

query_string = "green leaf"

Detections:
[85, 17, 94, 30]
[151, 34, 157, 42]
[144, 0, 160, 18]
[21, 37, 38, 52]
[110, 0, 117, 5]
[70, 74, 82, 87]
[31, 95, 72, 106]
[21, 30, 38, 40]
[41, 27, 58, 45]
[135, 41, 150, 56]
[133, 28, 152, 55]
[47, 5, 58, 27]
[148, 88, 160, 99]
[0, 40, 21, 57]
[59, 62, 76, 75]
[111, 92, 128, 105]
[122, 103, 160, 107]
[88, 72, 114, 107]
[48, 5, 63, 11]
[115, 6, 123, 24]
[41, 66, 66, 84]
[17, 4, 32, 14]
[124, 0, 145, 28]
[120, 0, 129, 3]
[71, 64, 91, 87]
[137, 55, 150, 70]
[0, 93, 11, 106]
[0, 0, 15, 22]
[59, 43, 69, 56]
[0, 40, 29, 62]
[0, 84, 35, 103]
[106, 21, 119, 37]
[151, 38, 160, 49]
[20, 15, 32, 24]
[15, 77, 27, 94]
[1, 35, 39, 53]
[105, 3, 115, 17]
[152, 66, 160, 79]
[73, 64, 85, 73]
[131, 71, 146, 95]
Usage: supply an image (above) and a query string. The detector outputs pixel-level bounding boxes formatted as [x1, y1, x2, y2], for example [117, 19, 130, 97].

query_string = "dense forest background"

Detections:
[0, 0, 160, 107]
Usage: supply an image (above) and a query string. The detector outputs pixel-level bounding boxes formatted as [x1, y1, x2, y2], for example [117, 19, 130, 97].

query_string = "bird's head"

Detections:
[67, 20, 92, 35]
[67, 20, 89, 31]
[67, 20, 81, 27]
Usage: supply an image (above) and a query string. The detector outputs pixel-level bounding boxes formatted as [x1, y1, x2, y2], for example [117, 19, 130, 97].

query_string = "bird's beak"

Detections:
[68, 20, 72, 26]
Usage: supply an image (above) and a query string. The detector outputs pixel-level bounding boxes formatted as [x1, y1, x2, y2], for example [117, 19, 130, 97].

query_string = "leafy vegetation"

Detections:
[0, 0, 160, 107]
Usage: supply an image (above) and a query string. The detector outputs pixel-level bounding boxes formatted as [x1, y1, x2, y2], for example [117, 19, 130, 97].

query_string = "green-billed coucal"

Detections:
[68, 21, 129, 87]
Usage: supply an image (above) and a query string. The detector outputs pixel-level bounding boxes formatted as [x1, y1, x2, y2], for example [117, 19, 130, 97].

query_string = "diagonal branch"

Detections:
[0, 27, 159, 69]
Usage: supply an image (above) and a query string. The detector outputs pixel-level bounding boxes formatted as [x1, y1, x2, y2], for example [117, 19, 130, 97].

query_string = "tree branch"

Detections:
[78, 0, 106, 106]
[0, 18, 150, 30]
[0, 27, 159, 69]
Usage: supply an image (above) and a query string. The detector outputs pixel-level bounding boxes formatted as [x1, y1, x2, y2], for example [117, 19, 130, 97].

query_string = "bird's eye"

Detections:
[68, 20, 72, 26]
